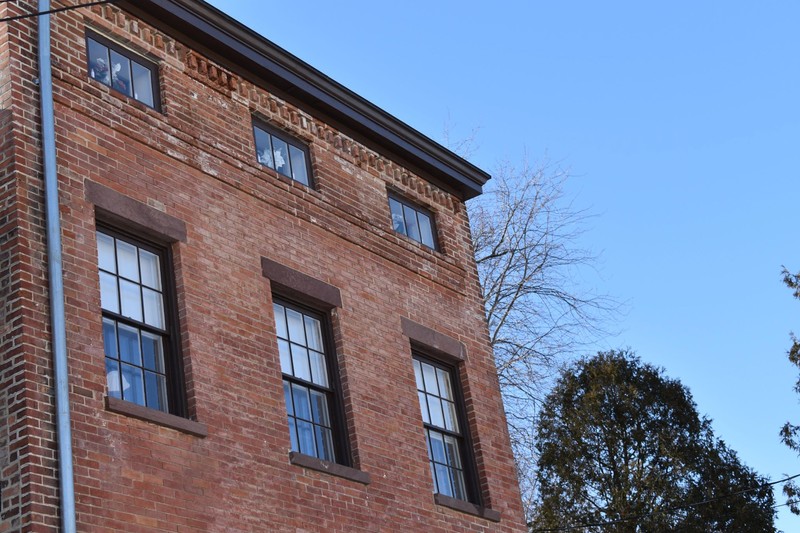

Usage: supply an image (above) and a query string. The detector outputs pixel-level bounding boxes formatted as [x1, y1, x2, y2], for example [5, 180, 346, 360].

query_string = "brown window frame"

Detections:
[388, 192, 439, 250]
[253, 120, 314, 188]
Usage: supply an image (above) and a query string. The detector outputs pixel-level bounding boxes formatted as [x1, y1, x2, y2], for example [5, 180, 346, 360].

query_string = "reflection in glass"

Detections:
[271, 137, 290, 176]
[109, 50, 133, 97]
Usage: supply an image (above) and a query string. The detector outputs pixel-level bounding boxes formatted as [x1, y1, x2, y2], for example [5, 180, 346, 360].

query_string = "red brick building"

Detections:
[0, 0, 526, 530]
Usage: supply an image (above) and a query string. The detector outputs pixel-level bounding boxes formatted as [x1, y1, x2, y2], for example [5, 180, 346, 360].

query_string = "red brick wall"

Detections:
[5, 2, 525, 531]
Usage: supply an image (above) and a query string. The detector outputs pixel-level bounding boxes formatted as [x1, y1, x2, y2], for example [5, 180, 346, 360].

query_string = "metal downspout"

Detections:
[38, 1, 76, 531]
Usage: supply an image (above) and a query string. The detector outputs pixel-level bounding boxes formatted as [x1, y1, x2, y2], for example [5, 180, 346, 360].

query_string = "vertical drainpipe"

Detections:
[38, 0, 77, 531]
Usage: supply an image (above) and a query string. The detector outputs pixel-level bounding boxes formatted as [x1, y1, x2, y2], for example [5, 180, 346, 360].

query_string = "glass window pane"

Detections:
[389, 198, 406, 234]
[120, 363, 144, 405]
[139, 250, 161, 290]
[418, 391, 430, 424]
[309, 390, 330, 426]
[286, 308, 305, 344]
[97, 232, 116, 273]
[278, 339, 292, 374]
[99, 272, 119, 313]
[429, 430, 447, 463]
[303, 315, 323, 351]
[105, 358, 121, 398]
[413, 360, 424, 390]
[296, 420, 315, 456]
[142, 288, 164, 329]
[435, 463, 454, 497]
[430, 462, 439, 493]
[109, 50, 132, 97]
[117, 323, 141, 365]
[283, 380, 293, 416]
[291, 344, 311, 382]
[436, 368, 453, 400]
[144, 371, 168, 411]
[443, 400, 459, 432]
[309, 350, 328, 387]
[421, 362, 439, 395]
[254, 127, 274, 168]
[87, 38, 110, 86]
[444, 435, 463, 469]
[287, 417, 299, 452]
[291, 383, 311, 421]
[315, 426, 335, 462]
[273, 303, 287, 339]
[289, 145, 309, 186]
[428, 396, 445, 428]
[116, 240, 139, 282]
[131, 61, 154, 106]
[418, 212, 435, 248]
[403, 204, 421, 242]
[141, 331, 164, 372]
[271, 137, 290, 176]
[102, 318, 117, 358]
[452, 468, 467, 500]
[119, 280, 142, 322]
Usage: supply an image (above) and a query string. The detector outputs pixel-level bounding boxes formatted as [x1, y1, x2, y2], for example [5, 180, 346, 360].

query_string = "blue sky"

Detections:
[207, 1, 800, 528]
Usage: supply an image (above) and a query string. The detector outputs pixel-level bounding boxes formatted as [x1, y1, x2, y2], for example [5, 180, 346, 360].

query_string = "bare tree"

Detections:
[467, 158, 616, 517]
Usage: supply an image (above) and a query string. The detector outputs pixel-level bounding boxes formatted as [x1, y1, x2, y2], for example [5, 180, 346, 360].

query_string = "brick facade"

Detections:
[0, 1, 526, 531]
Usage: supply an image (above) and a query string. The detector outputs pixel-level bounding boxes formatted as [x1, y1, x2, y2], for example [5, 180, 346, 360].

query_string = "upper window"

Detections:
[389, 195, 437, 250]
[86, 33, 159, 109]
[97, 228, 179, 414]
[273, 300, 342, 463]
[253, 123, 312, 187]
[413, 355, 474, 502]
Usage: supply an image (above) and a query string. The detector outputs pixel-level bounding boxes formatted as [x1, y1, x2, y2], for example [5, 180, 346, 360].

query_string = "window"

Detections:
[253, 123, 312, 186]
[97, 228, 177, 414]
[413, 355, 473, 502]
[389, 194, 437, 249]
[273, 300, 340, 462]
[86, 33, 159, 109]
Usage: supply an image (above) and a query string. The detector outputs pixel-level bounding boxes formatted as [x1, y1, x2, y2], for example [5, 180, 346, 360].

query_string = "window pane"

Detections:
[271, 137, 290, 176]
[117, 323, 141, 365]
[254, 127, 274, 168]
[442, 399, 459, 432]
[451, 468, 467, 500]
[278, 339, 292, 374]
[309, 350, 328, 387]
[283, 381, 293, 416]
[141, 331, 164, 372]
[121, 363, 144, 405]
[287, 417, 299, 452]
[131, 61, 154, 107]
[413, 360, 424, 390]
[444, 435, 463, 469]
[105, 358, 122, 398]
[109, 50, 133, 97]
[309, 390, 330, 426]
[403, 204, 421, 242]
[144, 371, 168, 411]
[285, 308, 305, 344]
[436, 368, 453, 400]
[304, 315, 323, 351]
[315, 426, 335, 462]
[139, 250, 161, 290]
[97, 232, 116, 273]
[429, 430, 447, 463]
[142, 288, 164, 329]
[428, 396, 445, 428]
[418, 212, 435, 248]
[273, 303, 287, 339]
[418, 391, 430, 424]
[291, 344, 311, 382]
[102, 318, 117, 358]
[421, 362, 439, 395]
[435, 463, 454, 497]
[389, 198, 406, 234]
[119, 280, 143, 322]
[296, 420, 315, 456]
[116, 240, 139, 282]
[291, 383, 311, 421]
[289, 145, 309, 186]
[87, 38, 110, 86]
[99, 272, 119, 313]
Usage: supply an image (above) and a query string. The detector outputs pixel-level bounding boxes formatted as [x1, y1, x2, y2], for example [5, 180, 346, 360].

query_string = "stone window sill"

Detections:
[434, 493, 501, 522]
[289, 451, 371, 485]
[105, 396, 208, 438]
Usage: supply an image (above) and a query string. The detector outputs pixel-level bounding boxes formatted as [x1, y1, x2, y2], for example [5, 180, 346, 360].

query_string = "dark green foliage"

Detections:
[531, 350, 775, 532]
[781, 268, 800, 514]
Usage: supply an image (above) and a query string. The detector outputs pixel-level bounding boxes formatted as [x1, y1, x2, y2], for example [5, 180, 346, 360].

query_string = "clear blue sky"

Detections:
[207, 1, 800, 528]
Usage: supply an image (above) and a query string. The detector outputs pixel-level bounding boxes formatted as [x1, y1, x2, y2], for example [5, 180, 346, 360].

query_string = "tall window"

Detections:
[274, 300, 339, 462]
[97, 229, 175, 413]
[414, 355, 471, 501]
[253, 123, 312, 187]
[389, 194, 437, 250]
[86, 33, 159, 109]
